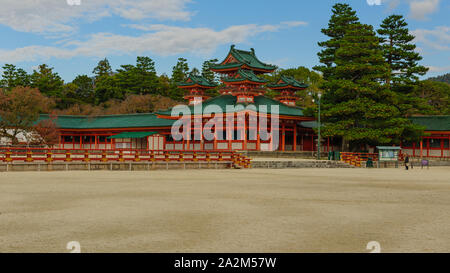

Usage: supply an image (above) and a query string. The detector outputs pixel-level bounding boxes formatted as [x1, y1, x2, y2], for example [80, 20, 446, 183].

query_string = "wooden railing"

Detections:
[340, 152, 379, 167]
[0, 148, 251, 169]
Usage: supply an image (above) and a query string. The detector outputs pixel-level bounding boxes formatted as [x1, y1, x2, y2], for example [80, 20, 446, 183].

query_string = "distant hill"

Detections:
[428, 73, 450, 84]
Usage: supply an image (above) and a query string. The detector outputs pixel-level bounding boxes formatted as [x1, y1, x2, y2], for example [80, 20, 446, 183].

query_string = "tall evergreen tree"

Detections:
[314, 3, 359, 80]
[92, 58, 117, 104]
[378, 15, 428, 87]
[30, 64, 64, 98]
[321, 23, 423, 151]
[0, 64, 18, 91]
[0, 64, 31, 91]
[72, 75, 95, 103]
[92, 58, 113, 79]
[135, 56, 160, 95]
[170, 58, 190, 101]
[171, 58, 189, 84]
[201, 59, 218, 83]
[190, 68, 200, 76]
[377, 15, 430, 116]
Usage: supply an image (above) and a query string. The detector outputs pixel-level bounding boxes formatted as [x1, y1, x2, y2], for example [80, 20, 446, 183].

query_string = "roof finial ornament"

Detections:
[250, 48, 255, 55]
[231, 44, 235, 49]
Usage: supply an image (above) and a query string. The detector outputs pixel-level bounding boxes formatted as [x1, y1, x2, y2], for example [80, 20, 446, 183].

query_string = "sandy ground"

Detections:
[0, 167, 449, 253]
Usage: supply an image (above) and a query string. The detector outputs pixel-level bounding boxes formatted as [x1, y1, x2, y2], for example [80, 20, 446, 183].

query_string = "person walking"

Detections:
[404, 154, 410, 170]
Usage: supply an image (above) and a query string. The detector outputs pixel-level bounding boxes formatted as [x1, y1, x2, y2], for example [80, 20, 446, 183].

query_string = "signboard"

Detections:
[376, 146, 401, 162]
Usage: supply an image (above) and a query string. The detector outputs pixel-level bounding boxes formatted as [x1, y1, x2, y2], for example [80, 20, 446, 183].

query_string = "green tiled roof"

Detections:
[178, 74, 217, 87]
[267, 75, 309, 89]
[299, 121, 319, 128]
[222, 69, 268, 83]
[211, 45, 277, 71]
[157, 95, 304, 117]
[409, 116, 450, 131]
[107, 131, 158, 139]
[38, 113, 175, 129]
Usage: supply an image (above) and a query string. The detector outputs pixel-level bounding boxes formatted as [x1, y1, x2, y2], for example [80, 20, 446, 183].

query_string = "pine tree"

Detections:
[314, 3, 359, 80]
[92, 58, 113, 79]
[30, 64, 64, 98]
[169, 58, 190, 101]
[377, 15, 430, 117]
[171, 58, 189, 84]
[321, 23, 423, 150]
[0, 64, 31, 91]
[378, 15, 428, 87]
[201, 59, 218, 83]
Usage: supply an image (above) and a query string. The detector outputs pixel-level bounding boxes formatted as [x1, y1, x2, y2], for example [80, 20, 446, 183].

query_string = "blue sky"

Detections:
[0, 0, 449, 82]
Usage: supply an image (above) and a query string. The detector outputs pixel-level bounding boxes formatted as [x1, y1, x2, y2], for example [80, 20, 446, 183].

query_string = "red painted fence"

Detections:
[0, 148, 251, 169]
[340, 152, 379, 167]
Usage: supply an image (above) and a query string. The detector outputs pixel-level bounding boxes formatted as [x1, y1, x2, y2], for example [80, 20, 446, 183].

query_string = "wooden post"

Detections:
[420, 139, 423, 158]
[179, 152, 184, 162]
[46, 150, 53, 163]
[256, 119, 261, 151]
[243, 114, 247, 151]
[26, 150, 33, 162]
[293, 123, 297, 151]
[165, 151, 170, 162]
[281, 123, 285, 152]
[5, 150, 12, 163]
[65, 151, 72, 162]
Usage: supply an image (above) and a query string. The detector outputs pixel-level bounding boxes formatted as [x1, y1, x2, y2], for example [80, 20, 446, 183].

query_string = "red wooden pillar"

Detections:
[214, 128, 218, 150]
[441, 138, 444, 158]
[427, 138, 430, 157]
[327, 137, 330, 152]
[243, 115, 247, 151]
[281, 123, 285, 151]
[301, 134, 304, 151]
[293, 123, 297, 151]
[256, 119, 261, 151]
[412, 142, 416, 157]
[420, 139, 423, 158]
[448, 135, 450, 157]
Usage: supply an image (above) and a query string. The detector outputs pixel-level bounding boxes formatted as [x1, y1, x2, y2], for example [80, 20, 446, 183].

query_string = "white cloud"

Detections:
[412, 26, 450, 51]
[368, 0, 441, 20]
[0, 0, 193, 34]
[0, 22, 307, 62]
[280, 21, 309, 27]
[367, 0, 382, 6]
[427, 65, 450, 73]
[409, 0, 441, 20]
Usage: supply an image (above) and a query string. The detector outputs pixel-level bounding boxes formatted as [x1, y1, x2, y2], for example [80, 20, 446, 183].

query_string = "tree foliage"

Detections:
[30, 64, 64, 98]
[0, 87, 53, 144]
[320, 23, 424, 150]
[31, 114, 60, 146]
[264, 66, 323, 109]
[314, 3, 359, 80]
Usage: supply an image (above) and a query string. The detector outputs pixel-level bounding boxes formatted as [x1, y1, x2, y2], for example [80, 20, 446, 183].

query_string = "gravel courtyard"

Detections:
[0, 167, 449, 253]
